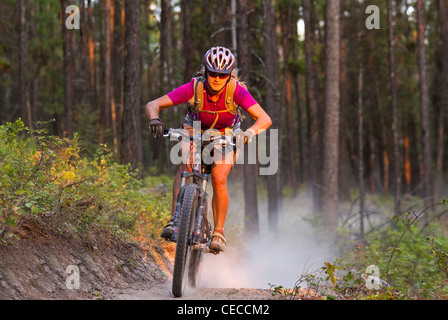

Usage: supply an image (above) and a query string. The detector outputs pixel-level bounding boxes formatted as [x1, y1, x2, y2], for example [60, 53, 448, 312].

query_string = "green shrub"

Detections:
[0, 120, 171, 245]
[347, 205, 448, 299]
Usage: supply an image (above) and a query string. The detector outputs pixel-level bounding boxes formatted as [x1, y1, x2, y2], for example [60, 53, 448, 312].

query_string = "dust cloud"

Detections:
[198, 188, 337, 290]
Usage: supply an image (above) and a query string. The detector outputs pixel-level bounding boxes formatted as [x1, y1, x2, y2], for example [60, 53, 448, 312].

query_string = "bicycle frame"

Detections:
[164, 128, 236, 253]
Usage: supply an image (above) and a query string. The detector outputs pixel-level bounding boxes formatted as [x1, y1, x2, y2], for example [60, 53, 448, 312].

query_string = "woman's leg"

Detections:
[211, 161, 233, 231]
[209, 148, 238, 251]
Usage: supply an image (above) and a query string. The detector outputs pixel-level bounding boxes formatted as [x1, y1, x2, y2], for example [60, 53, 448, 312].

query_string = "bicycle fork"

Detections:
[170, 171, 209, 244]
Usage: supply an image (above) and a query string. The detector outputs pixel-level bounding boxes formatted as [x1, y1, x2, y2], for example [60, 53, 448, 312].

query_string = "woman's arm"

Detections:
[245, 104, 272, 135]
[144, 95, 175, 120]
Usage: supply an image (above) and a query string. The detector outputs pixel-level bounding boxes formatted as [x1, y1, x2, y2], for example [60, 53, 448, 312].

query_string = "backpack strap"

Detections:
[188, 77, 205, 114]
[225, 78, 245, 125]
[224, 78, 237, 114]
[187, 76, 245, 129]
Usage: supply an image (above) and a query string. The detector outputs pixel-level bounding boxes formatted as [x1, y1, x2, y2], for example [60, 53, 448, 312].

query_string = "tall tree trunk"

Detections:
[373, 71, 390, 194]
[435, 0, 447, 200]
[109, 0, 118, 156]
[79, 1, 91, 107]
[262, 0, 280, 233]
[280, 0, 297, 194]
[416, 0, 432, 207]
[180, 0, 194, 82]
[338, 0, 350, 202]
[61, 0, 74, 137]
[403, 124, 412, 194]
[238, 0, 259, 236]
[159, 0, 174, 174]
[303, 0, 321, 212]
[290, 4, 306, 184]
[288, 1, 308, 183]
[144, 0, 152, 102]
[358, 63, 364, 238]
[230, 0, 237, 51]
[387, 0, 401, 213]
[160, 0, 174, 108]
[18, 0, 31, 129]
[113, 0, 125, 156]
[121, 0, 143, 170]
[103, 0, 112, 145]
[88, 0, 96, 109]
[368, 122, 377, 193]
[321, 0, 340, 236]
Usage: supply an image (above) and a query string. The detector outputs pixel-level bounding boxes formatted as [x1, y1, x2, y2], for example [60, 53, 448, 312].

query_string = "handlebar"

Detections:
[163, 127, 237, 147]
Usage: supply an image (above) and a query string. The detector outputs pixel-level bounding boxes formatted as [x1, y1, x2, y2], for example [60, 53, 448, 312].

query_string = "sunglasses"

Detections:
[208, 71, 230, 78]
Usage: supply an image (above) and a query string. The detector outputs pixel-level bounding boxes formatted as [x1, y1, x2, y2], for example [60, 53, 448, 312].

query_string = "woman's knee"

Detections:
[212, 171, 230, 190]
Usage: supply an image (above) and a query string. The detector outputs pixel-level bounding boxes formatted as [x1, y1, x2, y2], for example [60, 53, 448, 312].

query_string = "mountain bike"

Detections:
[163, 127, 237, 298]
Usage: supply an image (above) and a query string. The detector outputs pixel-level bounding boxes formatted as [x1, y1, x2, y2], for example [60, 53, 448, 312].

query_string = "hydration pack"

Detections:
[187, 76, 245, 129]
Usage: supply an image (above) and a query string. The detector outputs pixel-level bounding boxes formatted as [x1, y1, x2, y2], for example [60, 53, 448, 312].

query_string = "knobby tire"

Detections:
[172, 184, 199, 297]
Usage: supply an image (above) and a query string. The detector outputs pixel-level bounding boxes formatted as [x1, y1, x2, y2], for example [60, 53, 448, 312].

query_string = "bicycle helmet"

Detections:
[204, 46, 236, 74]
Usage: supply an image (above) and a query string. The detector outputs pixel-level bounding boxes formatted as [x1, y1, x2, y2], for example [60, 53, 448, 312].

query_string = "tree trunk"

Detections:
[358, 63, 364, 238]
[338, 0, 350, 202]
[387, 0, 401, 213]
[280, 0, 297, 194]
[61, 0, 74, 138]
[262, 0, 280, 234]
[321, 0, 340, 236]
[238, 0, 259, 236]
[373, 71, 390, 194]
[303, 0, 321, 212]
[290, 4, 306, 184]
[121, 0, 143, 170]
[109, 0, 118, 156]
[88, 0, 96, 109]
[159, 0, 174, 174]
[416, 0, 432, 207]
[180, 0, 194, 82]
[18, 0, 30, 129]
[403, 125, 412, 194]
[435, 0, 447, 200]
[103, 0, 112, 146]
[113, 0, 125, 156]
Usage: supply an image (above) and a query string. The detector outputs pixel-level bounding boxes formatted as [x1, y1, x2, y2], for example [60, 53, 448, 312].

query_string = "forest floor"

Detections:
[0, 215, 316, 300]
[0, 183, 333, 300]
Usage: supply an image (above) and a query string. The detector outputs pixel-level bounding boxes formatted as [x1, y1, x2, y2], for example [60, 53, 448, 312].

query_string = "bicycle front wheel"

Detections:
[172, 184, 199, 297]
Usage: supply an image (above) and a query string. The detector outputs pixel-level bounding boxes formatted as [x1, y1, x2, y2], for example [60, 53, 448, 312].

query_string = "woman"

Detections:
[145, 46, 271, 251]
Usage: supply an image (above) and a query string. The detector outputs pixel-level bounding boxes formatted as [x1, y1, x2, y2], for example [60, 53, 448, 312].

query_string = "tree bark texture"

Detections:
[238, 0, 259, 236]
[416, 0, 432, 207]
[303, 0, 322, 213]
[321, 0, 341, 235]
[387, 0, 401, 213]
[262, 0, 280, 233]
[61, 0, 74, 137]
[121, 1, 143, 170]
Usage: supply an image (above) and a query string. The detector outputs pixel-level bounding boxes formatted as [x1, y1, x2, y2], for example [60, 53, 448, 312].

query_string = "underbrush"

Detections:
[0, 120, 171, 249]
[269, 199, 448, 300]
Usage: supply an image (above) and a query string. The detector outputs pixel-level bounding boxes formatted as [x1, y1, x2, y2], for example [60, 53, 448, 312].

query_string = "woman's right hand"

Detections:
[149, 118, 165, 138]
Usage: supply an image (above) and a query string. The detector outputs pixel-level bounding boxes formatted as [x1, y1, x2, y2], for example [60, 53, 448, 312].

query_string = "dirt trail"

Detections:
[0, 192, 331, 301]
[0, 216, 280, 300]
[110, 283, 275, 300]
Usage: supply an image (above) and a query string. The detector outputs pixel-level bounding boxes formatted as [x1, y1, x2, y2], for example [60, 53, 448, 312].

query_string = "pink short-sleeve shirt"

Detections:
[167, 78, 258, 130]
